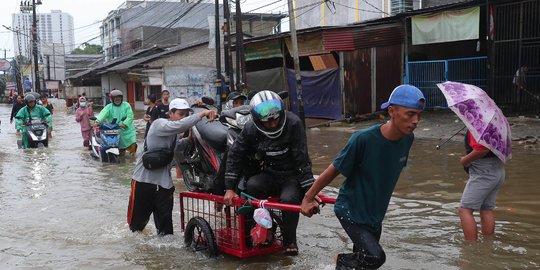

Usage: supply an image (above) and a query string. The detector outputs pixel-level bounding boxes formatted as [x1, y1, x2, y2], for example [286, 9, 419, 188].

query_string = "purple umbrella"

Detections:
[436, 81, 512, 163]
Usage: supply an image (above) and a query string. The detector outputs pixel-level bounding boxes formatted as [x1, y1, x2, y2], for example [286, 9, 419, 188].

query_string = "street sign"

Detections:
[0, 60, 11, 71]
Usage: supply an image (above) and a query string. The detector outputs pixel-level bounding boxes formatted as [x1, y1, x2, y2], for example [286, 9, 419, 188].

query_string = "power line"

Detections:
[360, 0, 389, 16]
[244, 0, 283, 13]
[330, 0, 388, 15]
[142, 0, 207, 45]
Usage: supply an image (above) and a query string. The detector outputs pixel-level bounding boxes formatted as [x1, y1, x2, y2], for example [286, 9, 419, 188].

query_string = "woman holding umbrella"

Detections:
[459, 128, 505, 241]
[437, 81, 512, 241]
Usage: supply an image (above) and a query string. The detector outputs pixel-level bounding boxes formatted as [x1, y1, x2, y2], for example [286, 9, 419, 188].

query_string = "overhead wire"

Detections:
[330, 0, 389, 14]
[54, 0, 171, 51]
[141, 0, 207, 46]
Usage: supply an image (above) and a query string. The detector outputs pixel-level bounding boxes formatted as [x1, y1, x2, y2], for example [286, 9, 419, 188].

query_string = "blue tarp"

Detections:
[287, 68, 342, 120]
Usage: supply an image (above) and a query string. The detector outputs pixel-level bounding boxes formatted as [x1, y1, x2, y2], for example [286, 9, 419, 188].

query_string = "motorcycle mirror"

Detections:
[278, 91, 289, 100]
[89, 116, 97, 121]
[201, 96, 215, 105]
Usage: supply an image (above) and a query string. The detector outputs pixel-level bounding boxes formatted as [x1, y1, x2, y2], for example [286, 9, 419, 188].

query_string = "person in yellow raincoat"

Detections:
[15, 94, 52, 149]
[94, 89, 137, 155]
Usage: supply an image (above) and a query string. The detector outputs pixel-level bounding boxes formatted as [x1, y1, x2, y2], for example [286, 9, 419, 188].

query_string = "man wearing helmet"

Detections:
[14, 94, 52, 148]
[94, 89, 137, 155]
[223, 90, 315, 256]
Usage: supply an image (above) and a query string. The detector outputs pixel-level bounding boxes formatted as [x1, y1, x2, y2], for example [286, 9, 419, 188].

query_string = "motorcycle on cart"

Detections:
[176, 93, 336, 258]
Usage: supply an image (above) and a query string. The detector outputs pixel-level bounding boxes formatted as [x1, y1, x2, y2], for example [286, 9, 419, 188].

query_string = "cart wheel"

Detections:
[184, 217, 217, 257]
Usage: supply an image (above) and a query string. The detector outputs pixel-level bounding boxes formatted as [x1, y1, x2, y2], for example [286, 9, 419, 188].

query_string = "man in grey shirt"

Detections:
[128, 98, 216, 235]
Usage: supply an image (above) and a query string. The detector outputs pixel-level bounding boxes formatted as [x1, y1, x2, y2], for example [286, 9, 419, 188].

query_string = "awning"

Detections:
[284, 32, 327, 56]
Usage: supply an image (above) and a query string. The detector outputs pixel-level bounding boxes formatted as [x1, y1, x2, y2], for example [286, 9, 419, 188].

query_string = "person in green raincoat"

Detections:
[94, 89, 137, 155]
[15, 94, 53, 149]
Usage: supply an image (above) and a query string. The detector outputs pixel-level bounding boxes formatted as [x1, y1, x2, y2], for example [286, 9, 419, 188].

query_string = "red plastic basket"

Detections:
[180, 191, 336, 258]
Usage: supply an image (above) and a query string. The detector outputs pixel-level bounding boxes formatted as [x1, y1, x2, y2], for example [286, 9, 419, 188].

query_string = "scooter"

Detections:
[175, 92, 288, 194]
[16, 117, 49, 149]
[89, 116, 124, 163]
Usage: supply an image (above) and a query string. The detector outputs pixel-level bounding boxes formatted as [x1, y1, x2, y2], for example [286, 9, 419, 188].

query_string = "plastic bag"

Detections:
[250, 224, 268, 246]
[253, 207, 272, 229]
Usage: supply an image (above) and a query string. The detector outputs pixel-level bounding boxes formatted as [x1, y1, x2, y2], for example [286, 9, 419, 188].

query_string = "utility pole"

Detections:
[2, 25, 25, 94]
[214, 0, 223, 103]
[223, 0, 235, 92]
[15, 27, 24, 95]
[287, 0, 305, 126]
[235, 0, 247, 92]
[21, 0, 42, 93]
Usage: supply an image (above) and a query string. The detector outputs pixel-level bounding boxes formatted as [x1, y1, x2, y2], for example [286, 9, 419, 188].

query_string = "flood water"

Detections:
[1, 103, 539, 269]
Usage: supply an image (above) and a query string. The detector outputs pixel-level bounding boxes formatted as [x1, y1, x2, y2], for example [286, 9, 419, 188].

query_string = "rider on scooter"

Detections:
[14, 94, 52, 149]
[94, 89, 137, 155]
[223, 90, 315, 256]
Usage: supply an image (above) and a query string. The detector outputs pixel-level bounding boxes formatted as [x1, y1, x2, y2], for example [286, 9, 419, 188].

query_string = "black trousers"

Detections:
[127, 180, 175, 235]
[245, 172, 302, 246]
[336, 215, 386, 270]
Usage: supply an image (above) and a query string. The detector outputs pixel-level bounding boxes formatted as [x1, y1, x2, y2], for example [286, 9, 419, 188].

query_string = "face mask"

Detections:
[79, 102, 87, 107]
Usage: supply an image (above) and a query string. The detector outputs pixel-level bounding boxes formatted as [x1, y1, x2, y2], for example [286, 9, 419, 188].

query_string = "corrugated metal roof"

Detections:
[104, 39, 209, 72]
[323, 29, 355, 51]
[66, 46, 165, 79]
[353, 25, 405, 49]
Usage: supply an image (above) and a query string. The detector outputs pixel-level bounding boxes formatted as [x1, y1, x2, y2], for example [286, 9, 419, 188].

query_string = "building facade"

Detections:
[293, 0, 472, 29]
[12, 10, 75, 58]
[100, 0, 218, 62]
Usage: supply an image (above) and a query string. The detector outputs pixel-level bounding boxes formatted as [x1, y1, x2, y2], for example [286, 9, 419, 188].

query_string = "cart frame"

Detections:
[179, 191, 335, 258]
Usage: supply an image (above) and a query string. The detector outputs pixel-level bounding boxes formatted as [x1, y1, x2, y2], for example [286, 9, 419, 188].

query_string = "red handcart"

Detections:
[179, 191, 336, 258]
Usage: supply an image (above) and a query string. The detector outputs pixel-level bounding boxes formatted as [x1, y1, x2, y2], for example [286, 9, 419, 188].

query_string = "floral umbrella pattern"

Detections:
[436, 81, 512, 163]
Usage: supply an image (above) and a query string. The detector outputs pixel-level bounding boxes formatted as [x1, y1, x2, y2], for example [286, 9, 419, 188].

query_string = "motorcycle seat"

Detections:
[196, 118, 227, 153]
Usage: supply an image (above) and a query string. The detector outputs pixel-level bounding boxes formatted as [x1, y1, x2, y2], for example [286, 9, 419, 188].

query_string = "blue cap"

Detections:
[380, 84, 426, 110]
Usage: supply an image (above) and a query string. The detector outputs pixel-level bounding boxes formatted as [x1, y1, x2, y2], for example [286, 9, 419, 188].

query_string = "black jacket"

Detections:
[225, 111, 314, 190]
[11, 102, 25, 121]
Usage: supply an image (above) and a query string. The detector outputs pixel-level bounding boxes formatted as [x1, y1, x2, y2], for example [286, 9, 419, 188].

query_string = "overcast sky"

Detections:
[0, 0, 127, 58]
[0, 0, 287, 59]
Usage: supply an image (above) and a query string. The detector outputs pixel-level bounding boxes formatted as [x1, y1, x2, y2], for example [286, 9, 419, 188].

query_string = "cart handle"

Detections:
[180, 191, 336, 213]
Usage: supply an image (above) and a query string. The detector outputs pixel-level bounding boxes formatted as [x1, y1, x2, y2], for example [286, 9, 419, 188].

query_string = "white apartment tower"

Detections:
[12, 10, 75, 59]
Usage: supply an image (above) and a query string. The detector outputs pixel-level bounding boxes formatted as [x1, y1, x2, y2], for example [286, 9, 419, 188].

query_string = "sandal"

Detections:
[284, 242, 299, 256]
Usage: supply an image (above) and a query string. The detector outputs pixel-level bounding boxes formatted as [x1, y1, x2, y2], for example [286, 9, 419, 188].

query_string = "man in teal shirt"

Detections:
[301, 85, 425, 270]
[94, 89, 137, 154]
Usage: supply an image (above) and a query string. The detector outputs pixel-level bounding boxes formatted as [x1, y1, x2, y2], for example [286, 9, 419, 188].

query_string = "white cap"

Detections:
[169, 98, 190, 110]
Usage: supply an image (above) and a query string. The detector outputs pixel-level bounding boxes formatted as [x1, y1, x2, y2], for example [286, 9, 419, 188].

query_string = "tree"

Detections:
[15, 55, 31, 65]
[71, 43, 103, 55]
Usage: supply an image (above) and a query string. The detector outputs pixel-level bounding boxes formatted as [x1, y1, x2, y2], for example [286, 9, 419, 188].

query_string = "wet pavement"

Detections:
[1, 103, 539, 269]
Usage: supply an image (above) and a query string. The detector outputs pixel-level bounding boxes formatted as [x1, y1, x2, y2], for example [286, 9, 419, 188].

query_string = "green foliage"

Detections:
[71, 43, 103, 55]
[15, 55, 31, 65]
